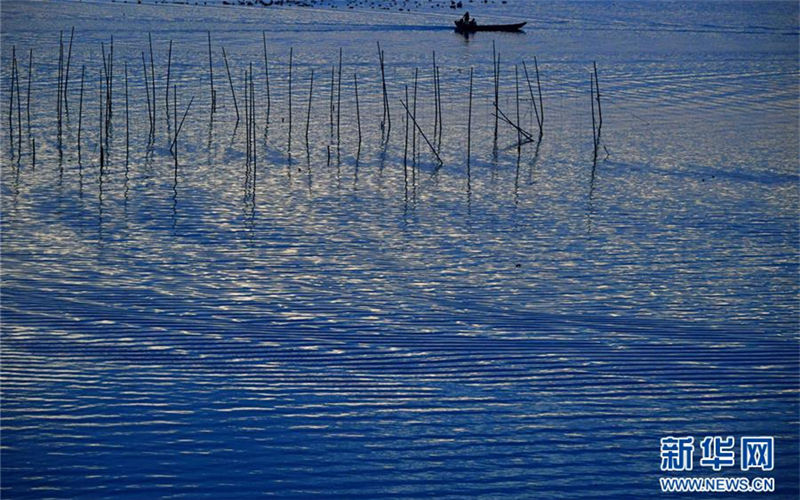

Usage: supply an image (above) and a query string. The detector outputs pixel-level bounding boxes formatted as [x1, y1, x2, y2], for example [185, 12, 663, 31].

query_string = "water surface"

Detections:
[2, 0, 798, 497]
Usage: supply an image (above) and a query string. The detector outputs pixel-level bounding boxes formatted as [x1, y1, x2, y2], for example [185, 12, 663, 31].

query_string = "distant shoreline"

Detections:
[108, 0, 504, 14]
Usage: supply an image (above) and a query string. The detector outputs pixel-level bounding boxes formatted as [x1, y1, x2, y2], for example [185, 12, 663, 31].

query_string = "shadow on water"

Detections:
[527, 134, 541, 185]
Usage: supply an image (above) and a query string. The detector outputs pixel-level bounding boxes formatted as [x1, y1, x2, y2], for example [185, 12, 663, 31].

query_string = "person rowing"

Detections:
[460, 12, 477, 29]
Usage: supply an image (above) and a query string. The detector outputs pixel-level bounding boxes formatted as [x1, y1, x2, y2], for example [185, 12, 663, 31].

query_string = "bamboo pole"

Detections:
[142, 51, 153, 138]
[305, 69, 313, 145]
[590, 72, 597, 152]
[57, 36, 63, 142]
[412, 68, 418, 164]
[149, 32, 156, 128]
[8, 46, 14, 152]
[593, 61, 602, 138]
[399, 98, 442, 165]
[436, 64, 442, 147]
[221, 46, 239, 122]
[515, 64, 521, 150]
[329, 65, 334, 143]
[14, 52, 21, 158]
[56, 33, 62, 125]
[534, 56, 543, 131]
[467, 67, 472, 176]
[26, 49, 32, 138]
[288, 47, 293, 152]
[208, 31, 215, 113]
[64, 26, 74, 114]
[492, 41, 498, 145]
[248, 65, 252, 165]
[432, 51, 438, 148]
[522, 60, 541, 134]
[124, 62, 129, 165]
[99, 69, 104, 170]
[403, 85, 408, 185]
[262, 31, 271, 125]
[170, 95, 195, 149]
[106, 36, 113, 141]
[354, 71, 361, 154]
[101, 42, 108, 131]
[495, 106, 533, 142]
[377, 42, 390, 137]
[336, 48, 342, 148]
[250, 64, 256, 194]
[245, 67, 250, 166]
[109, 36, 114, 125]
[174, 84, 178, 169]
[78, 65, 84, 163]
[165, 39, 172, 122]
[250, 63, 256, 171]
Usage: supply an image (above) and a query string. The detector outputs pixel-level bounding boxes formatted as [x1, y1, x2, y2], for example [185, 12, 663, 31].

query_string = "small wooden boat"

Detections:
[454, 20, 526, 33]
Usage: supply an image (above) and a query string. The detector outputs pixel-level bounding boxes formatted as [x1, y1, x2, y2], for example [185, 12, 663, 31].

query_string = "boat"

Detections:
[454, 20, 526, 33]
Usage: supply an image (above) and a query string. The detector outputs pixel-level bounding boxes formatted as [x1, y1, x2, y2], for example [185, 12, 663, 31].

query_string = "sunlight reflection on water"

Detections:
[2, 0, 798, 497]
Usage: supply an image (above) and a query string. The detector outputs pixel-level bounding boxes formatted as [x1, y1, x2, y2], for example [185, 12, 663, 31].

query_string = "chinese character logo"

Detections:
[661, 436, 694, 471]
[699, 436, 735, 471]
[741, 437, 774, 471]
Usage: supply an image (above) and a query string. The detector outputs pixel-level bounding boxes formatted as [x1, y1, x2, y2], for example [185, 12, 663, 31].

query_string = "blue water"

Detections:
[2, 0, 798, 497]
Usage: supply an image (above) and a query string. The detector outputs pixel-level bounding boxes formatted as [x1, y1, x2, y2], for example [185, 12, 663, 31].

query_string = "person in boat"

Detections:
[460, 12, 477, 29]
